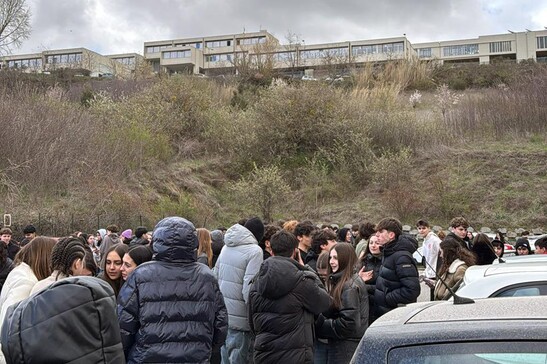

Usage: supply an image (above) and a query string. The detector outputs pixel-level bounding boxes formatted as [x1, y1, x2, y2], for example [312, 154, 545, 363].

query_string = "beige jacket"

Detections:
[434, 259, 468, 300]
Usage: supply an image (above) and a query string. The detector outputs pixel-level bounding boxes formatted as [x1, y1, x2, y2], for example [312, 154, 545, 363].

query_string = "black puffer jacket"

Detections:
[249, 256, 332, 364]
[374, 235, 420, 318]
[117, 216, 228, 364]
[316, 272, 369, 341]
[1, 276, 124, 363]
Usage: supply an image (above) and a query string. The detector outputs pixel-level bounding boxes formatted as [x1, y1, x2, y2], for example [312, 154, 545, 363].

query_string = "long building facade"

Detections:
[1, 29, 547, 77]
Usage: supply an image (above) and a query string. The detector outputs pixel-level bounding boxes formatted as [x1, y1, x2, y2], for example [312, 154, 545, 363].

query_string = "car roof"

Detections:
[378, 296, 547, 325]
[351, 297, 547, 364]
[463, 261, 547, 284]
[493, 254, 547, 263]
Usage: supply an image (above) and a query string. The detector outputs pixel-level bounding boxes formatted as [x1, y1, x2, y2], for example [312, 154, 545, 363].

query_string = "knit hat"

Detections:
[244, 217, 264, 243]
[121, 229, 133, 240]
[23, 224, 36, 234]
[515, 238, 532, 254]
[135, 226, 148, 239]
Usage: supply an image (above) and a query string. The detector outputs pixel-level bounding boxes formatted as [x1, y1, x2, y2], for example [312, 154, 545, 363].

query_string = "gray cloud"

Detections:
[16, 0, 546, 55]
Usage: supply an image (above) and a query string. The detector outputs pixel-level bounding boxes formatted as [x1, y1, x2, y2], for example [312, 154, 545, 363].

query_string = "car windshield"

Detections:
[388, 342, 547, 364]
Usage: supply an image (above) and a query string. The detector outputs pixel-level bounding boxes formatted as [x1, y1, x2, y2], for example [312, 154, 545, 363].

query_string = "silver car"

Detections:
[456, 261, 547, 298]
[351, 296, 547, 364]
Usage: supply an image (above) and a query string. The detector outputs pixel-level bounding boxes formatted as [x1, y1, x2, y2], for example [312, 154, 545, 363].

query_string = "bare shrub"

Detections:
[446, 70, 547, 138]
[230, 164, 291, 223]
[354, 58, 436, 91]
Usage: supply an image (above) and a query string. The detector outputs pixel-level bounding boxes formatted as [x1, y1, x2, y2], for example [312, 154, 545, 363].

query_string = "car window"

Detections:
[388, 342, 547, 364]
[496, 287, 540, 297]
[494, 283, 547, 298]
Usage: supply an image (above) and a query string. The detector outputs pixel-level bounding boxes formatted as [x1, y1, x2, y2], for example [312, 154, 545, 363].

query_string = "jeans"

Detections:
[221, 328, 254, 364]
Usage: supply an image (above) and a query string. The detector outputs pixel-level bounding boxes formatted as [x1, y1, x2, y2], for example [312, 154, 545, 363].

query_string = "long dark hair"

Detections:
[327, 243, 357, 309]
[471, 233, 497, 265]
[101, 244, 128, 297]
[439, 239, 476, 276]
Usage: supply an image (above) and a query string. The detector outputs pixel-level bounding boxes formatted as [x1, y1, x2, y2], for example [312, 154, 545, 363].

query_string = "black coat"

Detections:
[316, 273, 369, 342]
[6, 242, 19, 261]
[444, 232, 472, 250]
[361, 253, 382, 323]
[117, 217, 228, 364]
[248, 256, 332, 364]
[0, 258, 13, 293]
[374, 235, 420, 318]
[1, 276, 124, 363]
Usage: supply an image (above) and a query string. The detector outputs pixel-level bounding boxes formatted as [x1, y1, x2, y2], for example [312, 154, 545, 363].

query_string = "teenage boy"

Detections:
[374, 218, 420, 319]
[445, 216, 472, 250]
[416, 220, 442, 300]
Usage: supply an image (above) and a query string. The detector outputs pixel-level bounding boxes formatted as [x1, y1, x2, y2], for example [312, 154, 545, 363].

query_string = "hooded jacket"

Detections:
[118, 217, 228, 364]
[374, 234, 420, 318]
[214, 223, 263, 331]
[248, 256, 332, 364]
[1, 276, 124, 363]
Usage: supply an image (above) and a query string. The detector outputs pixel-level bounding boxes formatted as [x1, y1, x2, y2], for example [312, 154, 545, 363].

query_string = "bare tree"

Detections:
[283, 31, 304, 77]
[0, 0, 31, 55]
[231, 37, 277, 84]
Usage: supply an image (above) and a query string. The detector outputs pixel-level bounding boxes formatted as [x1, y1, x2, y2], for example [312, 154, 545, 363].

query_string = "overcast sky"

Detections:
[14, 0, 547, 55]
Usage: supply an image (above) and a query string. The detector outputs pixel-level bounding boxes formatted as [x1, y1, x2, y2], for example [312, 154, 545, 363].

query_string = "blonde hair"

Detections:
[282, 220, 299, 233]
[196, 228, 213, 268]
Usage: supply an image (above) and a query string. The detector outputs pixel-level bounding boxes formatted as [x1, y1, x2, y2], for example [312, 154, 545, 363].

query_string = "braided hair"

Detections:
[51, 237, 86, 280]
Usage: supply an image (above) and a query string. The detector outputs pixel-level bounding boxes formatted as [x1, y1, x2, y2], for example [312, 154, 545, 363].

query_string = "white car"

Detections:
[455, 261, 547, 299]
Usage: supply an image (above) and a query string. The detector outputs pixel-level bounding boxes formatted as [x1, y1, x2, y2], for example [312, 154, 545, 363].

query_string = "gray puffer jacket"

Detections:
[214, 223, 263, 331]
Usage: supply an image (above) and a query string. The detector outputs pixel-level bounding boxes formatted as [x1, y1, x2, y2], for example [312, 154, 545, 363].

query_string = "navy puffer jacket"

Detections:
[118, 217, 228, 364]
[374, 235, 420, 318]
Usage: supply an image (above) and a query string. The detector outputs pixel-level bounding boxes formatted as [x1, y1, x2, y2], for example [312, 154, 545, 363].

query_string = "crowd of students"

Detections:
[0, 216, 544, 363]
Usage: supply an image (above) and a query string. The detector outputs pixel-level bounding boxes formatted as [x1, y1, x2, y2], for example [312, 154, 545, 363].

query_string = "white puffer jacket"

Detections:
[214, 224, 263, 331]
[0, 263, 38, 364]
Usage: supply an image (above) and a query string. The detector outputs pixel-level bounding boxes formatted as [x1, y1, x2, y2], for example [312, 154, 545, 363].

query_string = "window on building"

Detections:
[205, 40, 232, 48]
[443, 44, 479, 57]
[163, 50, 191, 59]
[238, 37, 266, 46]
[489, 41, 512, 53]
[8, 58, 42, 69]
[113, 57, 135, 65]
[205, 54, 233, 62]
[352, 42, 404, 56]
[418, 48, 432, 58]
[46, 53, 81, 64]
[274, 51, 296, 61]
[537, 36, 547, 49]
[146, 45, 170, 53]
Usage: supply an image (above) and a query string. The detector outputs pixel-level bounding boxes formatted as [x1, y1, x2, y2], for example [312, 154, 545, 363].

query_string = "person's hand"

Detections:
[295, 249, 304, 265]
[359, 267, 373, 282]
[424, 278, 436, 289]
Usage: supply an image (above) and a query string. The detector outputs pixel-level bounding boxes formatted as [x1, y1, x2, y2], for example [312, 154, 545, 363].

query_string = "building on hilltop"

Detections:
[414, 30, 547, 64]
[0, 48, 136, 78]
[143, 28, 547, 77]
[2, 29, 547, 78]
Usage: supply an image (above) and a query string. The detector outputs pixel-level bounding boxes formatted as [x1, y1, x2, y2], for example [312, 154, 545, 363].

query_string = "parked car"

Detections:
[351, 296, 547, 363]
[494, 254, 547, 264]
[301, 75, 317, 81]
[455, 261, 547, 299]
